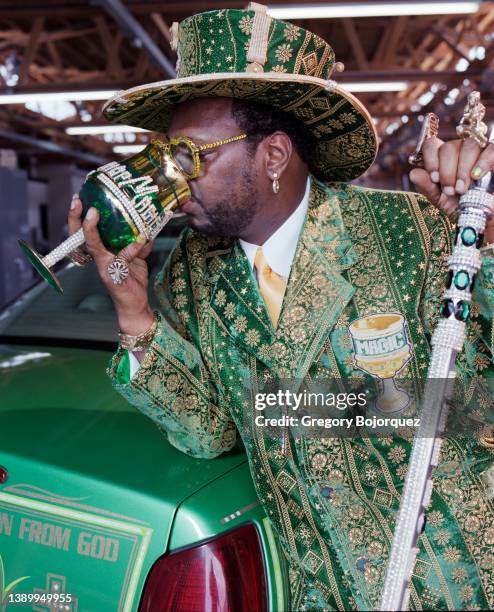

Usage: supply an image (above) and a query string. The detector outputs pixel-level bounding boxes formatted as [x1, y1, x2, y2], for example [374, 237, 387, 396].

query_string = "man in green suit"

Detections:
[69, 5, 494, 610]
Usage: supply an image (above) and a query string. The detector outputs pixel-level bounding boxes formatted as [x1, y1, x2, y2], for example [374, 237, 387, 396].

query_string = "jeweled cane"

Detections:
[380, 95, 494, 611]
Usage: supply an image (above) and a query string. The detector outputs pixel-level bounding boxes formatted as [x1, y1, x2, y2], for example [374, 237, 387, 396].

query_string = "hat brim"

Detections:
[103, 73, 378, 182]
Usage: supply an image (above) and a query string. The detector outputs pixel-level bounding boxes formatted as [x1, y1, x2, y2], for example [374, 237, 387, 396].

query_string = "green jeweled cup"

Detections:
[18, 140, 191, 293]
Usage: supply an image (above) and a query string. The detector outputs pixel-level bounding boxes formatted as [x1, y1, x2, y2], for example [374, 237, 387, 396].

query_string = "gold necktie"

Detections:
[254, 246, 287, 327]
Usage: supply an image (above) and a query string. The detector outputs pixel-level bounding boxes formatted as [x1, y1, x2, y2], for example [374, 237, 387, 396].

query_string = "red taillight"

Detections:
[139, 523, 268, 612]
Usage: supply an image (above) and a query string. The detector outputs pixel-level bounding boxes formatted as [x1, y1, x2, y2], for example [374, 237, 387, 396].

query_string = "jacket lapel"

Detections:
[272, 180, 358, 379]
[209, 242, 276, 366]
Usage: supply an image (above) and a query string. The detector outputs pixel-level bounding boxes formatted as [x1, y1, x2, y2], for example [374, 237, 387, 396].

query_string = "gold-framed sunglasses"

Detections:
[157, 133, 248, 180]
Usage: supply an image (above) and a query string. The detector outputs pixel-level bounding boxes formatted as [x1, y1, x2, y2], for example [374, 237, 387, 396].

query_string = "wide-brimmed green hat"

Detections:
[103, 3, 378, 182]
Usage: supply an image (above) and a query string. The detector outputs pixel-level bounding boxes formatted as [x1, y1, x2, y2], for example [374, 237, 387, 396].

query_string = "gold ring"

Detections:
[68, 247, 93, 267]
[408, 113, 440, 167]
[456, 90, 489, 148]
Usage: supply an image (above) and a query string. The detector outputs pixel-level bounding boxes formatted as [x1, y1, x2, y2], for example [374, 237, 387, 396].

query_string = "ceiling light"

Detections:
[0, 90, 116, 105]
[418, 91, 435, 105]
[25, 100, 77, 121]
[268, 2, 481, 19]
[113, 144, 147, 154]
[0, 51, 20, 87]
[385, 122, 400, 134]
[103, 132, 137, 144]
[455, 58, 470, 71]
[343, 81, 409, 92]
[66, 125, 148, 135]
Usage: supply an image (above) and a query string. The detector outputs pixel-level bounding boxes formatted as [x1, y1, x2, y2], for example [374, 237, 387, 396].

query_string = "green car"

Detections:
[0, 237, 288, 611]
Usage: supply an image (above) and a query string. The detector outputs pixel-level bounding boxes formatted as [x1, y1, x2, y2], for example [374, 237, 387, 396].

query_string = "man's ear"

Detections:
[263, 131, 293, 181]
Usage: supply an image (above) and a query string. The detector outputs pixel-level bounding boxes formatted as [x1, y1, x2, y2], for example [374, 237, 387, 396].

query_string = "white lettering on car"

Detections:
[0, 512, 13, 536]
[18, 518, 70, 551]
[77, 532, 119, 562]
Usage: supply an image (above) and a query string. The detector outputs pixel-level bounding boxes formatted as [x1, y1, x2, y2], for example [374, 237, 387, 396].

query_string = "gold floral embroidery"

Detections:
[376, 434, 393, 446]
[434, 528, 452, 545]
[348, 527, 363, 544]
[174, 294, 187, 308]
[258, 344, 272, 361]
[296, 522, 315, 546]
[284, 24, 301, 42]
[245, 329, 261, 347]
[224, 302, 236, 319]
[172, 261, 184, 277]
[165, 374, 180, 392]
[340, 112, 357, 125]
[362, 463, 379, 484]
[234, 315, 248, 333]
[275, 43, 293, 63]
[459, 584, 474, 603]
[368, 541, 384, 558]
[364, 564, 380, 585]
[443, 546, 461, 563]
[313, 34, 326, 48]
[427, 510, 445, 527]
[452, 567, 468, 583]
[238, 14, 253, 34]
[172, 278, 186, 292]
[289, 326, 307, 343]
[214, 289, 227, 307]
[387, 445, 406, 464]
[311, 453, 328, 471]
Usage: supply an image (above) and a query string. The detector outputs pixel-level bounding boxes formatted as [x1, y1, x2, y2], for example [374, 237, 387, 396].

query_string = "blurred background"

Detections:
[0, 0, 493, 309]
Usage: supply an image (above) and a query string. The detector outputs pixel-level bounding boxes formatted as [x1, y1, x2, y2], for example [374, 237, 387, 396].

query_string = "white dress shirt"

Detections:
[129, 177, 311, 378]
[239, 176, 310, 279]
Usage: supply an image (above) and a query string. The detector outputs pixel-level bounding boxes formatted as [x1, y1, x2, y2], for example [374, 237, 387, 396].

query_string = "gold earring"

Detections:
[272, 172, 280, 194]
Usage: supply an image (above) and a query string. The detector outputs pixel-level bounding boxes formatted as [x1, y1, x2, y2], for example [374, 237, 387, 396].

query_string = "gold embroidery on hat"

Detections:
[293, 31, 311, 75]
[246, 3, 272, 72]
[302, 52, 318, 76]
[318, 46, 333, 78]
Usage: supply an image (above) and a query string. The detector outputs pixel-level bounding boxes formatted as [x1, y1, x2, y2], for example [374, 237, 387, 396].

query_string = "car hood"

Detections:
[0, 343, 246, 610]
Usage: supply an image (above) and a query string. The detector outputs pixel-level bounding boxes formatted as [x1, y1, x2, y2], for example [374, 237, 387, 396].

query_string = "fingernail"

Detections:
[471, 165, 485, 179]
[444, 186, 455, 196]
[136, 235, 146, 244]
[430, 171, 440, 183]
[70, 199, 77, 210]
[455, 179, 465, 193]
[86, 207, 96, 221]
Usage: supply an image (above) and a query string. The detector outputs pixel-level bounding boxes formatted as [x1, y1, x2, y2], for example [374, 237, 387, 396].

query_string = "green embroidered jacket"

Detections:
[108, 179, 494, 611]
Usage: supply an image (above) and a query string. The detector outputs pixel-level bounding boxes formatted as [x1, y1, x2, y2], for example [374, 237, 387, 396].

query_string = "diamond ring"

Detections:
[107, 255, 129, 285]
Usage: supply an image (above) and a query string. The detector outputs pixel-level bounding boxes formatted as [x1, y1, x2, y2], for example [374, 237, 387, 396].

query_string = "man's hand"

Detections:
[409, 137, 494, 243]
[68, 194, 155, 335]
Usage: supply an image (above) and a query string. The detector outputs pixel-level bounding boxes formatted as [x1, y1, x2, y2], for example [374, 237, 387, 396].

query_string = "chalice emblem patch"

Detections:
[349, 312, 412, 414]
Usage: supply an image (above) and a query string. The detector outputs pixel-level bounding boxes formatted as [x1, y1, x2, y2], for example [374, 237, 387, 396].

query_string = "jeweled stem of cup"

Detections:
[42, 227, 85, 267]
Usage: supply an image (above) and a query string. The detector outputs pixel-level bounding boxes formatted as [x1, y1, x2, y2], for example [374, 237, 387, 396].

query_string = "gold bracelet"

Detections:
[118, 311, 158, 351]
